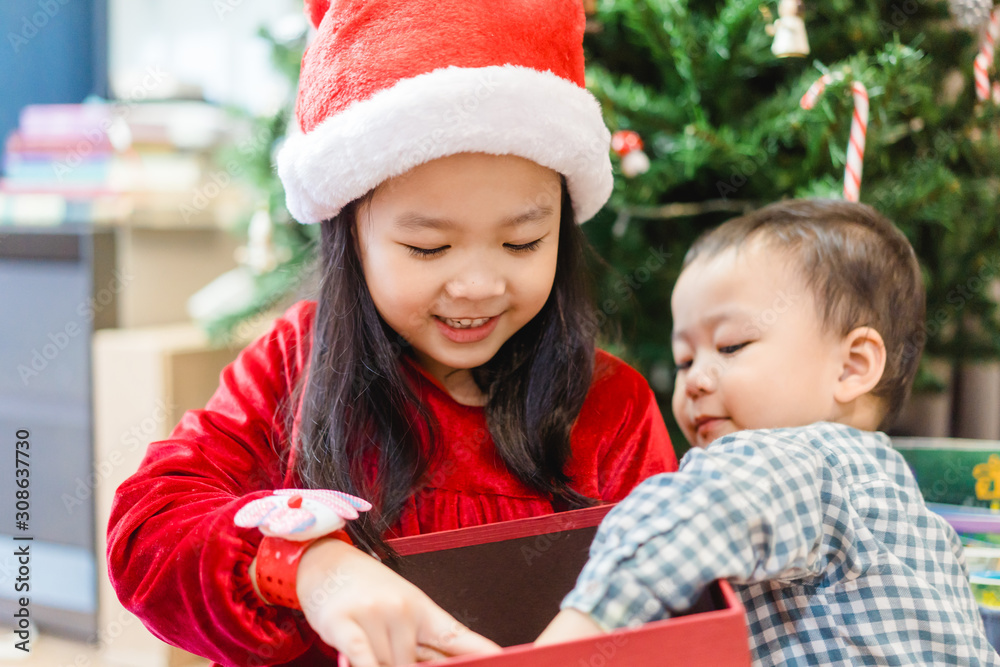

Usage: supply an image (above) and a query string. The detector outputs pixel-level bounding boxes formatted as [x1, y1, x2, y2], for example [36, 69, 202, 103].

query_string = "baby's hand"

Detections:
[534, 608, 605, 646]
[297, 538, 502, 666]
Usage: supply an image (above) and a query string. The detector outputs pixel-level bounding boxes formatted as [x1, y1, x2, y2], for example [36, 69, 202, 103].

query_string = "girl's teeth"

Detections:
[443, 317, 491, 329]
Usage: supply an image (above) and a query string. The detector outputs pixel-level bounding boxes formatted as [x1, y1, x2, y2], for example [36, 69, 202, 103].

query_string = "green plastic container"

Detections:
[892, 437, 1000, 509]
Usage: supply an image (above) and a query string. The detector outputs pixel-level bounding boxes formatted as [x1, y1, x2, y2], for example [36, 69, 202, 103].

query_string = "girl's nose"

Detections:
[444, 269, 505, 300]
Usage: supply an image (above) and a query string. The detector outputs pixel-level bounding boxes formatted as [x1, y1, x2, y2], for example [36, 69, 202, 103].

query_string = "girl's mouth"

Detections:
[441, 317, 492, 329]
[434, 315, 500, 343]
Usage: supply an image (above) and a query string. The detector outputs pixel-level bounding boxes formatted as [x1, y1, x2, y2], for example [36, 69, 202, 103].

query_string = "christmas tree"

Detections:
[580, 0, 1000, 445]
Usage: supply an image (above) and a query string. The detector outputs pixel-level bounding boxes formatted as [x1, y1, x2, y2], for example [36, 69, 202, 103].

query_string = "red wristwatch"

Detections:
[255, 530, 353, 609]
[235, 489, 372, 609]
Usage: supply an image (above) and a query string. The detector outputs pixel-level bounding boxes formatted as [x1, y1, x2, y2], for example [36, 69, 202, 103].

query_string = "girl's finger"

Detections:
[352, 617, 395, 667]
[414, 644, 450, 662]
[325, 618, 381, 667]
[387, 615, 419, 666]
[418, 610, 502, 658]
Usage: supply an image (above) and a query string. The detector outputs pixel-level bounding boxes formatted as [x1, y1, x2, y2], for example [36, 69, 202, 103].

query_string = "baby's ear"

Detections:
[834, 326, 887, 404]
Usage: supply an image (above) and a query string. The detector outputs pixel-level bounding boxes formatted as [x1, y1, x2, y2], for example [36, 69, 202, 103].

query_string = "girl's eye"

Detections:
[504, 239, 542, 253]
[406, 245, 449, 258]
[674, 359, 692, 371]
[719, 342, 749, 355]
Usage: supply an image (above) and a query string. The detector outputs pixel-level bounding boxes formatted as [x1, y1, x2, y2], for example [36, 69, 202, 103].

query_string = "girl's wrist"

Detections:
[295, 535, 359, 610]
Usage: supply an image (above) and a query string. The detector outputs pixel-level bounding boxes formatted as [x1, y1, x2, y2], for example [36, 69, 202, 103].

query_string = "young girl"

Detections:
[106, 2, 677, 666]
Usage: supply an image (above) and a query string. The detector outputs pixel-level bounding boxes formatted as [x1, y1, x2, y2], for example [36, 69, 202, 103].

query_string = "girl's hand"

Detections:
[297, 537, 503, 666]
[534, 608, 604, 646]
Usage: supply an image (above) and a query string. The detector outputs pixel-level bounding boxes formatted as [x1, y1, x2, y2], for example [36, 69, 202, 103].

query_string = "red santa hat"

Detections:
[277, 0, 613, 224]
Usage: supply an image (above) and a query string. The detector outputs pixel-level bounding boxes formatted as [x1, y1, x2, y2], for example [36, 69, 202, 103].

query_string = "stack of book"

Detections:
[0, 101, 250, 227]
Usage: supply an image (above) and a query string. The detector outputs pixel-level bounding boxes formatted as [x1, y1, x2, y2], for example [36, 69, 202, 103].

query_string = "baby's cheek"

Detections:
[670, 387, 686, 423]
[741, 394, 789, 431]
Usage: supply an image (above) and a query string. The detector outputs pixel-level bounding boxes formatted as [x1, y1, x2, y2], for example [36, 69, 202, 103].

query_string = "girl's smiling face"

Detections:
[356, 153, 562, 401]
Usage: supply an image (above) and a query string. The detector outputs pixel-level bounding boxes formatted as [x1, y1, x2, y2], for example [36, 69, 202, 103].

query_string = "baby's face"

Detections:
[670, 242, 846, 448]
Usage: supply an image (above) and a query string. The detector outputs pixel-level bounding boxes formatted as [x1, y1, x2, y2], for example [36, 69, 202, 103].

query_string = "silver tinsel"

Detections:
[949, 0, 995, 29]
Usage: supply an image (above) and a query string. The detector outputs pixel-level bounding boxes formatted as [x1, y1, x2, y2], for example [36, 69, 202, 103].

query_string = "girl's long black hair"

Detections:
[291, 182, 598, 559]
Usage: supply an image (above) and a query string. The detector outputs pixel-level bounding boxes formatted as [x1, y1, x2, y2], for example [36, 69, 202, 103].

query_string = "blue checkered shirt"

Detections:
[563, 422, 1000, 666]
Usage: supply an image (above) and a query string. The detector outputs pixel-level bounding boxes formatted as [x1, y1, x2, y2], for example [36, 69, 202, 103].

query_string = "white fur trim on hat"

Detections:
[277, 65, 613, 224]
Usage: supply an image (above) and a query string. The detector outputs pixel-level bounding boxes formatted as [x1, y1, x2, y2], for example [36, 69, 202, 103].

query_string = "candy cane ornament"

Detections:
[799, 73, 834, 109]
[975, 52, 992, 100]
[800, 74, 869, 202]
[974, 8, 1000, 101]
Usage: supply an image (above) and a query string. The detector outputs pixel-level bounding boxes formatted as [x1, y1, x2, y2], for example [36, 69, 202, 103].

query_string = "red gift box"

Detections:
[386, 504, 751, 666]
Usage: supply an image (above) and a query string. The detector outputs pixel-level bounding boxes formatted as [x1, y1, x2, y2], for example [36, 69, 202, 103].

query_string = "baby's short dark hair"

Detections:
[683, 199, 926, 428]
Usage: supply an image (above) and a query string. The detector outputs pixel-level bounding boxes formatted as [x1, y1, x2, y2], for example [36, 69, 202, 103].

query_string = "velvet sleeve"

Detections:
[570, 351, 679, 503]
[106, 301, 318, 666]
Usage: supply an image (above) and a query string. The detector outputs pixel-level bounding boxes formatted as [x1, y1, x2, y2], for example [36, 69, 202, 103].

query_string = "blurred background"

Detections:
[0, 0, 998, 664]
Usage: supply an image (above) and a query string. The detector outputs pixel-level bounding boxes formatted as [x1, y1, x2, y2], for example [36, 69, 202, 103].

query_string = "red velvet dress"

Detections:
[106, 301, 677, 666]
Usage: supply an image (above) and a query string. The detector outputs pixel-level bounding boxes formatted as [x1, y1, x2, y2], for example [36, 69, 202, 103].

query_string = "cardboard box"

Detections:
[94, 324, 243, 667]
[387, 505, 751, 666]
[113, 225, 240, 328]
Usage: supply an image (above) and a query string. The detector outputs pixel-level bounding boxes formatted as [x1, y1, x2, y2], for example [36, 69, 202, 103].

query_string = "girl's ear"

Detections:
[833, 326, 887, 404]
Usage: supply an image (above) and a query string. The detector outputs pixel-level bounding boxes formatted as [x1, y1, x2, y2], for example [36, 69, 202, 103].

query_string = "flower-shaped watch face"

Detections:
[234, 489, 373, 541]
